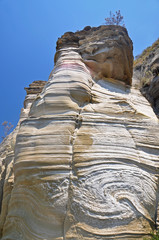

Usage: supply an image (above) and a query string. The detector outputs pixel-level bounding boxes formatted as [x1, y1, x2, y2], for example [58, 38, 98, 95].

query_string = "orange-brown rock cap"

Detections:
[56, 25, 133, 85]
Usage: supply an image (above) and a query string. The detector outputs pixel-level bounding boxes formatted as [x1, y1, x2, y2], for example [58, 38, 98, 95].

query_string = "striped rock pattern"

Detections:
[1, 26, 159, 239]
[0, 81, 47, 238]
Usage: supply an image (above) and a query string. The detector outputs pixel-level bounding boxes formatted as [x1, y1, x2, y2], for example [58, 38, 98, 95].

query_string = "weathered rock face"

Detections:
[1, 26, 159, 240]
[133, 39, 159, 84]
[133, 39, 159, 115]
[56, 25, 133, 85]
[141, 75, 159, 117]
[23, 80, 47, 117]
[0, 132, 15, 237]
[0, 80, 46, 238]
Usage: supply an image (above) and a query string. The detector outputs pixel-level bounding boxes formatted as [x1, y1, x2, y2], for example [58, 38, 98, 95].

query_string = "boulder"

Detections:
[56, 25, 133, 85]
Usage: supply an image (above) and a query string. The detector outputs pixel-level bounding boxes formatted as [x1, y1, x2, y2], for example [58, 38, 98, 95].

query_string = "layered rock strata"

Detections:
[0, 80, 46, 238]
[0, 132, 15, 237]
[1, 26, 159, 240]
[23, 80, 47, 115]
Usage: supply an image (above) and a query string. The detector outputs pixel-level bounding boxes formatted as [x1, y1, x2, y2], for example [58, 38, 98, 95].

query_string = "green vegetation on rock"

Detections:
[133, 38, 159, 88]
[144, 231, 159, 240]
[134, 38, 159, 67]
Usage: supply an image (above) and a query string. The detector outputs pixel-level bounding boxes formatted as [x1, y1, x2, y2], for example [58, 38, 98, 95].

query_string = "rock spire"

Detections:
[0, 26, 159, 240]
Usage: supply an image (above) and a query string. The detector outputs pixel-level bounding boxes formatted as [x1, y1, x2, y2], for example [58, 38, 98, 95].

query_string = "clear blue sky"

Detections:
[0, 0, 158, 140]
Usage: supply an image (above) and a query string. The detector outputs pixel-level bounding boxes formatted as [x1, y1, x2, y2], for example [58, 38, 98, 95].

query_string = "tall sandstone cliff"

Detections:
[0, 25, 159, 240]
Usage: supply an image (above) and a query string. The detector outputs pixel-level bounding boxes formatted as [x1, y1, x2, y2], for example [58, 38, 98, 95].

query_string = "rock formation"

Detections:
[134, 39, 159, 116]
[0, 25, 159, 240]
[0, 80, 46, 237]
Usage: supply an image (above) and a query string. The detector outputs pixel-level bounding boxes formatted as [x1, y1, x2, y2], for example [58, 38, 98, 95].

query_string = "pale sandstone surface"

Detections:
[0, 26, 159, 240]
[0, 81, 46, 238]
[0, 132, 15, 236]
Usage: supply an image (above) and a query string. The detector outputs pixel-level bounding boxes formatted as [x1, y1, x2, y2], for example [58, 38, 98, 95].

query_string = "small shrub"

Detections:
[150, 231, 159, 240]
[144, 231, 159, 240]
[105, 10, 125, 27]
[1, 121, 13, 140]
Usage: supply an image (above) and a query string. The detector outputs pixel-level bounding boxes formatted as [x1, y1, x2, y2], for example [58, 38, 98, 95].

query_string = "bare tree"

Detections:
[105, 10, 125, 27]
[1, 121, 13, 140]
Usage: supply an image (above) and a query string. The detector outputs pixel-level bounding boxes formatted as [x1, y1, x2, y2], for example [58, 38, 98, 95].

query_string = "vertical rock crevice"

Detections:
[61, 52, 94, 239]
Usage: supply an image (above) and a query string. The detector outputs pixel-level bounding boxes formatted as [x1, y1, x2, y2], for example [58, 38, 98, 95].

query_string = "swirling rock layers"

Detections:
[1, 26, 159, 240]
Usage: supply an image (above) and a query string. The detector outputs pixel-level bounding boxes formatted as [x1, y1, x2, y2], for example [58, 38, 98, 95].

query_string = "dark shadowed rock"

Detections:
[134, 39, 159, 116]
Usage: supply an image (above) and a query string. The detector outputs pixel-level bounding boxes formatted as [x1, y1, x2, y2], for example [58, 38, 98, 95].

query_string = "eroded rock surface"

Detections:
[141, 75, 159, 117]
[0, 132, 15, 237]
[56, 25, 133, 85]
[0, 80, 46, 238]
[1, 26, 159, 240]
[133, 39, 159, 115]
